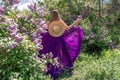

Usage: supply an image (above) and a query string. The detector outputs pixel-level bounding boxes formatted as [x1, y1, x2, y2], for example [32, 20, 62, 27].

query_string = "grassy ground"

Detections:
[56, 49, 120, 80]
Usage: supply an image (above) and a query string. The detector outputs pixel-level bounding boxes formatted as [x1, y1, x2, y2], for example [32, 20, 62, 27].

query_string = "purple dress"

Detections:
[38, 26, 84, 78]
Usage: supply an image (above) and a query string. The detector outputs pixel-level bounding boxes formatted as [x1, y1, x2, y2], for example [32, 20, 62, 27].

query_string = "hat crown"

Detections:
[53, 26, 61, 33]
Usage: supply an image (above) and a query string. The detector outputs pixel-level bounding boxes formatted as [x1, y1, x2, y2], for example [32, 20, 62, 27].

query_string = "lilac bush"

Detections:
[9, 0, 20, 6]
[6, 19, 24, 49]
[0, 6, 5, 16]
[81, 17, 114, 55]
[28, 3, 48, 17]
[0, 0, 119, 79]
[31, 18, 47, 51]
[1, 1, 49, 50]
[2, 0, 20, 6]
[0, 1, 52, 79]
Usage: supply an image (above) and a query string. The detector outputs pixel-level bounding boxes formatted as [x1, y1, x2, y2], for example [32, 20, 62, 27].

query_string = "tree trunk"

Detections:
[112, 0, 120, 13]
[99, 0, 101, 17]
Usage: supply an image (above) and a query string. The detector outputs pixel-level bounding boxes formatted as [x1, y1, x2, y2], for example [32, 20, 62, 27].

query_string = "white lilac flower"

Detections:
[36, 44, 43, 51]
[77, 15, 83, 20]
[5, 18, 13, 24]
[16, 14, 21, 19]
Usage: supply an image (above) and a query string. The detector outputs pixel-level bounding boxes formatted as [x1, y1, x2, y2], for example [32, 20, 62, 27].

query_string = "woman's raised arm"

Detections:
[66, 19, 81, 30]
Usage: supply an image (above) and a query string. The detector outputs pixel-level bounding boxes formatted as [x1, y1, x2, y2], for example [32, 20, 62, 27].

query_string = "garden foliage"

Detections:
[0, 0, 120, 80]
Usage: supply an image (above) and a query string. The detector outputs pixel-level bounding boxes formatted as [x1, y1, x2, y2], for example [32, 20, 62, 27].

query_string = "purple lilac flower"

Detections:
[6, 19, 25, 49]
[38, 19, 48, 30]
[9, 42, 18, 49]
[6, 20, 18, 33]
[88, 23, 93, 28]
[100, 34, 104, 41]
[8, 0, 20, 6]
[7, 24, 18, 33]
[101, 33, 104, 38]
[0, 6, 5, 16]
[32, 32, 42, 40]
[30, 19, 36, 25]
[77, 15, 83, 20]
[10, 32, 16, 38]
[5, 18, 13, 24]
[40, 22, 47, 29]
[36, 28, 45, 34]
[28, 3, 37, 12]
[39, 20, 45, 26]
[32, 32, 42, 42]
[33, 18, 47, 33]
[14, 35, 24, 43]
[32, 18, 47, 52]
[101, 26, 107, 31]
[89, 32, 94, 38]
[101, 26, 109, 35]
[32, 32, 38, 39]
[28, 3, 48, 16]
[21, 27, 27, 33]
[33, 39, 42, 45]
[23, 15, 28, 20]
[13, 6, 18, 10]
[36, 6, 47, 16]
[28, 14, 33, 18]
[7, 25, 17, 31]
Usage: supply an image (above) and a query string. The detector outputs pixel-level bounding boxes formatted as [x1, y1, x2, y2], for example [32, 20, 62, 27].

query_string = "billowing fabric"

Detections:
[38, 26, 84, 78]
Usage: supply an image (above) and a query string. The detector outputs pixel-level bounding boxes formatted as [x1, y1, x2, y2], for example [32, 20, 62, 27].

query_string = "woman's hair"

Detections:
[49, 10, 61, 24]
[47, 10, 68, 27]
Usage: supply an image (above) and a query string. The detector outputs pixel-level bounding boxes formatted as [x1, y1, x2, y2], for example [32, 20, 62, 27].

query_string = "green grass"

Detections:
[57, 49, 120, 80]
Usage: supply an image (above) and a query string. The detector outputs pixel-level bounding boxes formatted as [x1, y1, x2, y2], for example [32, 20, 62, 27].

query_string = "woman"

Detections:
[38, 10, 84, 79]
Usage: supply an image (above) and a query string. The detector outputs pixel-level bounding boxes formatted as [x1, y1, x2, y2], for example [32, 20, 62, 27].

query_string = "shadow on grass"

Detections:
[54, 68, 73, 80]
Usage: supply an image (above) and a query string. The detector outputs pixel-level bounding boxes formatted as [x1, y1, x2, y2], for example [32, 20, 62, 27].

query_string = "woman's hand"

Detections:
[66, 19, 81, 30]
[66, 15, 82, 30]
[74, 18, 81, 25]
[74, 15, 82, 24]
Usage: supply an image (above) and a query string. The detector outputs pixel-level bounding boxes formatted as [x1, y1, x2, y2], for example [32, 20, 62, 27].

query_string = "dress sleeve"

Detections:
[63, 26, 84, 63]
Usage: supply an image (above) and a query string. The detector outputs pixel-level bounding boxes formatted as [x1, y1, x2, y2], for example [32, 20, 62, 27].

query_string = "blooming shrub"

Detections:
[0, 0, 120, 80]
[39, 0, 120, 55]
[0, 37, 51, 80]
[0, 1, 51, 80]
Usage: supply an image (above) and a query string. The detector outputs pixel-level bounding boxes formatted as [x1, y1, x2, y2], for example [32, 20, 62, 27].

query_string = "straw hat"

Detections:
[48, 21, 66, 37]
[48, 10, 67, 37]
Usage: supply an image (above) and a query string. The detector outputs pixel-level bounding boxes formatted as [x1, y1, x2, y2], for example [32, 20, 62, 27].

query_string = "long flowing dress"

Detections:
[38, 26, 84, 78]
